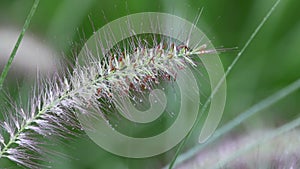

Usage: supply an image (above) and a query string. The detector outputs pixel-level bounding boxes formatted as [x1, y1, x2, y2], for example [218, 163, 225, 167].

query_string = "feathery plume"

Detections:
[0, 35, 214, 168]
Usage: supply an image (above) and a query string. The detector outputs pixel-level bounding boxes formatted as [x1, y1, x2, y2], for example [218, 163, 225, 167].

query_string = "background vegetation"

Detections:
[0, 0, 300, 168]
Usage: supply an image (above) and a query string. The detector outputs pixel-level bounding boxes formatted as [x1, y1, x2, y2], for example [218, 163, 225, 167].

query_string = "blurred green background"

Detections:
[0, 0, 300, 168]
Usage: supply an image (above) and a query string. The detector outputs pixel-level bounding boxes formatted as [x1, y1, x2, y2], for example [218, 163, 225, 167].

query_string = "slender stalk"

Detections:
[167, 0, 281, 168]
[0, 0, 40, 90]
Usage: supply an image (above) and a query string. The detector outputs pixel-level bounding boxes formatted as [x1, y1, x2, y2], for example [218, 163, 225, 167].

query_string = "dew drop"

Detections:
[170, 112, 175, 117]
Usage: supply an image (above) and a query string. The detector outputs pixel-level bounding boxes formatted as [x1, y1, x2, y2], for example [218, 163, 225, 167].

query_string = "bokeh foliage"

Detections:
[0, 0, 300, 168]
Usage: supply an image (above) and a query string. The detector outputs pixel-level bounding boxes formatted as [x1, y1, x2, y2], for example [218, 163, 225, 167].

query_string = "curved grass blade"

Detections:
[210, 112, 300, 169]
[0, 0, 40, 90]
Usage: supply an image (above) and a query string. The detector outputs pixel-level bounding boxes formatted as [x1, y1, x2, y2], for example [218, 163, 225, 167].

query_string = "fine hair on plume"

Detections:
[0, 12, 217, 168]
